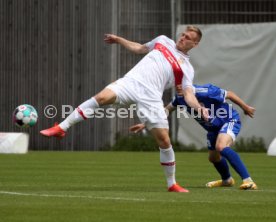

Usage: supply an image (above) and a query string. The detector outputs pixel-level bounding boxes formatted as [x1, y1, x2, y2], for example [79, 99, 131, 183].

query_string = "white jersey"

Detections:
[124, 35, 195, 98]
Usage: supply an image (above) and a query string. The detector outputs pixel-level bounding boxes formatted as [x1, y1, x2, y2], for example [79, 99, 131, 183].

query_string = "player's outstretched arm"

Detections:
[104, 34, 149, 54]
[226, 91, 255, 118]
[183, 87, 209, 121]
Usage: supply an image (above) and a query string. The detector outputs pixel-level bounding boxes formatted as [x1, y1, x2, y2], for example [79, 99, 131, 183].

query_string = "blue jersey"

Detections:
[172, 84, 240, 132]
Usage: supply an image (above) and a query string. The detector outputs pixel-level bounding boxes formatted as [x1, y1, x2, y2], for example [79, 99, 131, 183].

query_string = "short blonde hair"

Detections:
[186, 25, 202, 42]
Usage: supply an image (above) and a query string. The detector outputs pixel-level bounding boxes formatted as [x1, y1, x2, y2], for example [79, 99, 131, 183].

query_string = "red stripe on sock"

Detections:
[77, 107, 87, 120]
[160, 162, 175, 166]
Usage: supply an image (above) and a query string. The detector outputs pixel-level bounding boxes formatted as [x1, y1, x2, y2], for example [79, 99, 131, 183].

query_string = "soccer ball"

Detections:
[13, 104, 38, 128]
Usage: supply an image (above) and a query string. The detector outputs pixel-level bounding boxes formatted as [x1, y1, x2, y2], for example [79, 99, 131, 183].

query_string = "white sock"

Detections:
[59, 97, 99, 131]
[243, 177, 253, 183]
[160, 146, 176, 188]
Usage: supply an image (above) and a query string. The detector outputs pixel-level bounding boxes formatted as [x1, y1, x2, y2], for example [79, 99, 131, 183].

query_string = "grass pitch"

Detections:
[0, 152, 275, 222]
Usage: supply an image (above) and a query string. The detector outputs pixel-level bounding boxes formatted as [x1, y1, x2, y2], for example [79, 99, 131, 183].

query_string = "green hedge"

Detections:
[110, 135, 200, 152]
[108, 134, 266, 152]
[233, 136, 266, 152]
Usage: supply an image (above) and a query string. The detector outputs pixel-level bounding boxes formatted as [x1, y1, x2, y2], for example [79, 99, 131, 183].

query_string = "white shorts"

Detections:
[106, 77, 169, 130]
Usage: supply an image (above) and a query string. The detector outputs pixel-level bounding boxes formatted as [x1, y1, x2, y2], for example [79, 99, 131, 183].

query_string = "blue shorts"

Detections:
[206, 119, 241, 150]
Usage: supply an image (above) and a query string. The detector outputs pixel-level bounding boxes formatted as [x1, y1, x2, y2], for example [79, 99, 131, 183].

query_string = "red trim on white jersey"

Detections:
[154, 43, 184, 86]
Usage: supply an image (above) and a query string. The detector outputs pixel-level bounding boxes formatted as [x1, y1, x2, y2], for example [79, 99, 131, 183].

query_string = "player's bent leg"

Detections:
[220, 146, 251, 179]
[209, 150, 231, 180]
[216, 134, 258, 190]
[206, 150, 234, 188]
[40, 88, 117, 138]
[206, 133, 233, 188]
[40, 97, 99, 138]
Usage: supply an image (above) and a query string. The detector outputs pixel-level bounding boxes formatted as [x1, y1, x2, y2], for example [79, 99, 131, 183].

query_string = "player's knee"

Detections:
[215, 143, 225, 152]
[94, 94, 106, 105]
[94, 93, 113, 105]
[157, 137, 171, 148]
[150, 128, 171, 148]
[94, 89, 117, 105]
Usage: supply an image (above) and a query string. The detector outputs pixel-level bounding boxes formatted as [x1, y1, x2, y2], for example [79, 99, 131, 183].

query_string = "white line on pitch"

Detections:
[0, 191, 146, 202]
[0, 191, 212, 204]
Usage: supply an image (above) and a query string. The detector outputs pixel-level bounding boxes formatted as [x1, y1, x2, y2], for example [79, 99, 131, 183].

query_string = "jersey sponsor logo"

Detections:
[195, 88, 208, 93]
[154, 43, 184, 85]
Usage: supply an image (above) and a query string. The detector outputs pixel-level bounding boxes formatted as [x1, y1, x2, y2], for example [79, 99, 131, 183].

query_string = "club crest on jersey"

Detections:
[177, 58, 185, 64]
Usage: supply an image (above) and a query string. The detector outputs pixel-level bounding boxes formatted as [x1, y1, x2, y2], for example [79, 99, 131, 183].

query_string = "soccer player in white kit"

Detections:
[40, 25, 209, 192]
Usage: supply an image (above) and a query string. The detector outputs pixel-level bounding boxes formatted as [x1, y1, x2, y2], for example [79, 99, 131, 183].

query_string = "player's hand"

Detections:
[104, 34, 119, 44]
[200, 107, 210, 122]
[243, 105, 255, 118]
[129, 123, 145, 133]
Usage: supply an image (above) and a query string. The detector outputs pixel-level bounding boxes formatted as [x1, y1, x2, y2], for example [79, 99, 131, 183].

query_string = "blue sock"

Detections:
[220, 147, 250, 180]
[213, 157, 231, 180]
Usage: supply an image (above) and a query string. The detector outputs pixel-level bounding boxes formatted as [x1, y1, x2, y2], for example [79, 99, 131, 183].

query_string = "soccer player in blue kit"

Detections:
[130, 83, 257, 190]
